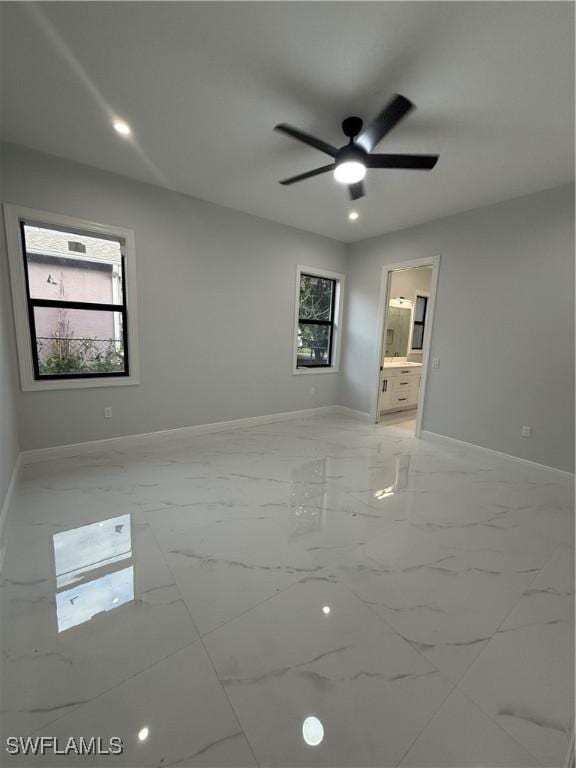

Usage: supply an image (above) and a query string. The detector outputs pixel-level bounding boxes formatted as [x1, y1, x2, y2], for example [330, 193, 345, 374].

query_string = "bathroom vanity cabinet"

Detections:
[379, 363, 421, 413]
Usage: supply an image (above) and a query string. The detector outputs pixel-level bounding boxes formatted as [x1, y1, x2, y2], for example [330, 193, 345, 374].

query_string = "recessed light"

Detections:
[348, 210, 359, 222]
[322, 605, 331, 615]
[113, 118, 132, 137]
[137, 727, 149, 742]
[302, 716, 324, 746]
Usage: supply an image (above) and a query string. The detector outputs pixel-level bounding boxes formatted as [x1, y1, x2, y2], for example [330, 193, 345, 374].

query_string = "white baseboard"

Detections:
[564, 728, 575, 768]
[421, 430, 574, 478]
[0, 453, 21, 574]
[21, 405, 341, 465]
[333, 405, 371, 421]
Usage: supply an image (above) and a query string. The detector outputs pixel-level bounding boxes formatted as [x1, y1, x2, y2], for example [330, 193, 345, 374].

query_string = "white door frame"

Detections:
[370, 255, 441, 438]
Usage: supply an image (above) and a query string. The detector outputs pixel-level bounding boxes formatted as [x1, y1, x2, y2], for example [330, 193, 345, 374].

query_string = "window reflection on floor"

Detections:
[56, 566, 134, 632]
[52, 514, 135, 632]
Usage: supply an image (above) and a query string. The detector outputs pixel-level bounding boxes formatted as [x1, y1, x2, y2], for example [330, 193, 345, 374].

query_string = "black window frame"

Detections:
[297, 273, 337, 369]
[411, 294, 428, 351]
[19, 220, 130, 382]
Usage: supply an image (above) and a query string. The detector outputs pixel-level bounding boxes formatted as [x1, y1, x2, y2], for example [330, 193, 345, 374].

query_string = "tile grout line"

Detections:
[139, 482, 427, 764]
[320, 559, 459, 768]
[327, 552, 452, 676]
[140, 508, 262, 768]
[21, 634, 205, 739]
[322, 526, 570, 766]
[453, 685, 549, 767]
[450, 542, 570, 767]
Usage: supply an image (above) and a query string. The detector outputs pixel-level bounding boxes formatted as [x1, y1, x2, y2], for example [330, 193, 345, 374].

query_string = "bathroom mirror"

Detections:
[385, 304, 412, 357]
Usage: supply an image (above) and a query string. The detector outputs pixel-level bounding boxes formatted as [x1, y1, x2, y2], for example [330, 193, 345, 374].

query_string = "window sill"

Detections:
[21, 375, 140, 392]
[292, 367, 340, 376]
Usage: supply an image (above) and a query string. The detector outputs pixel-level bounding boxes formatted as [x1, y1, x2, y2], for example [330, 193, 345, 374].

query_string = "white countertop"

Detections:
[383, 360, 423, 369]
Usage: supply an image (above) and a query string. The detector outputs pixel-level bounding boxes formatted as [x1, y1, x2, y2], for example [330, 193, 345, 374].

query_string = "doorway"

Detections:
[371, 256, 440, 437]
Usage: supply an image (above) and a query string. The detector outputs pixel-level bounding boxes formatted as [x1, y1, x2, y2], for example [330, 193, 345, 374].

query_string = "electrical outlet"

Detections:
[521, 425, 532, 438]
[104, 407, 113, 419]
[432, 357, 440, 369]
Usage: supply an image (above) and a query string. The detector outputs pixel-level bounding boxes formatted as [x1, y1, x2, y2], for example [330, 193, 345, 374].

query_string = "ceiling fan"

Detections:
[274, 94, 438, 200]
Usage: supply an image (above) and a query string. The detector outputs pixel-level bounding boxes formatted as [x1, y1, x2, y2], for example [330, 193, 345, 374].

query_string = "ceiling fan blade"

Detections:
[279, 164, 336, 186]
[357, 94, 414, 152]
[367, 153, 439, 170]
[275, 123, 338, 158]
[349, 181, 366, 200]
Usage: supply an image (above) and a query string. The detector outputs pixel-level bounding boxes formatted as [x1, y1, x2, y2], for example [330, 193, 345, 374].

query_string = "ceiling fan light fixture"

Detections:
[334, 161, 366, 185]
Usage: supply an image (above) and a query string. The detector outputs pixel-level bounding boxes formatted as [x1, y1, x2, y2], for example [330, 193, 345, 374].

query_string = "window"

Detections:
[293, 266, 344, 373]
[21, 224, 127, 380]
[410, 292, 429, 351]
[5, 206, 140, 391]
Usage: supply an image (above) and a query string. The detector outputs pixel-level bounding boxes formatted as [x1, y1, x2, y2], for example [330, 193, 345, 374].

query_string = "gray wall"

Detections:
[341, 184, 575, 472]
[3, 143, 574, 472]
[0, 203, 19, 512]
[2, 143, 346, 450]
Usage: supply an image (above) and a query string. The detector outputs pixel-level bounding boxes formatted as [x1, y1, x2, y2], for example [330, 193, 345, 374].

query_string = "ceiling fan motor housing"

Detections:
[336, 143, 367, 165]
[342, 116, 363, 139]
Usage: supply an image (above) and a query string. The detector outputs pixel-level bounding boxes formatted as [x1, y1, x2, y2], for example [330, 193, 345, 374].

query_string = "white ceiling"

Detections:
[1, 2, 574, 243]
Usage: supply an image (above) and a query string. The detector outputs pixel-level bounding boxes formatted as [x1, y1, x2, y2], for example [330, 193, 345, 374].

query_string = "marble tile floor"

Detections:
[0, 413, 573, 767]
[377, 409, 417, 434]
